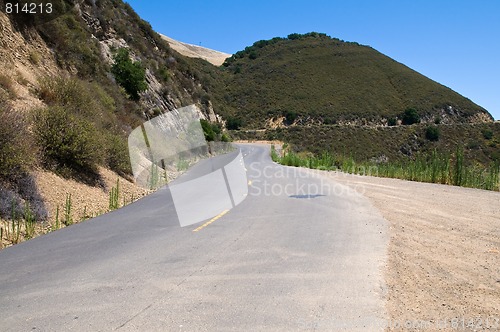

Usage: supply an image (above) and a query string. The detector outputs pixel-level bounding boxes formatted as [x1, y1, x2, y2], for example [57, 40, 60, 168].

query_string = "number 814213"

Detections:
[5, 2, 53, 14]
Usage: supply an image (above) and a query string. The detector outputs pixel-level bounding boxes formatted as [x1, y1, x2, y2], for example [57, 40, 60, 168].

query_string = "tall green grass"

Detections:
[109, 179, 120, 211]
[272, 146, 500, 191]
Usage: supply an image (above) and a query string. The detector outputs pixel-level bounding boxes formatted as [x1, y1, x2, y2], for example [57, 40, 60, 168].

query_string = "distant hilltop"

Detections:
[160, 34, 231, 66]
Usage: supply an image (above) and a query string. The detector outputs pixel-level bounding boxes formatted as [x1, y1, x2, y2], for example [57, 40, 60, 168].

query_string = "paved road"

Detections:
[0, 144, 388, 331]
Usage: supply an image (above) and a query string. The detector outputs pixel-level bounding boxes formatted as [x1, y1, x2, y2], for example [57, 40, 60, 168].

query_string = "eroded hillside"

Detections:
[0, 0, 225, 243]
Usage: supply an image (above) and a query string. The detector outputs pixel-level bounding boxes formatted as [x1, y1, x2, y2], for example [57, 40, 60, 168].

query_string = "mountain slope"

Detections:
[215, 33, 492, 128]
[0, 0, 223, 224]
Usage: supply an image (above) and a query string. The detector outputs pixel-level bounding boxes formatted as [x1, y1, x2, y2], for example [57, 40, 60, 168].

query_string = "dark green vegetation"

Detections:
[236, 122, 500, 164]
[200, 119, 230, 143]
[0, 110, 35, 180]
[402, 108, 421, 125]
[425, 125, 440, 141]
[272, 144, 500, 191]
[111, 48, 147, 100]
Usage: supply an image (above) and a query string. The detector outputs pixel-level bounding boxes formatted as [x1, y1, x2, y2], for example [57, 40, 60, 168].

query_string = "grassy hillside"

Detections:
[215, 33, 492, 128]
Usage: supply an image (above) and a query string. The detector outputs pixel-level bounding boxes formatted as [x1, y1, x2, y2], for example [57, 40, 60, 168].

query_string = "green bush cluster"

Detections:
[34, 106, 103, 173]
[35, 76, 131, 176]
[226, 117, 242, 130]
[402, 108, 420, 125]
[200, 119, 222, 142]
[223, 32, 331, 66]
[482, 129, 494, 140]
[199, 119, 231, 142]
[425, 125, 440, 141]
[284, 110, 298, 124]
[111, 48, 148, 100]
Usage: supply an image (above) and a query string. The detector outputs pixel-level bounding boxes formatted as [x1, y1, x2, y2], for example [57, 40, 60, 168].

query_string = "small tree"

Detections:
[226, 117, 242, 130]
[284, 110, 298, 124]
[402, 108, 420, 125]
[482, 129, 493, 140]
[111, 48, 147, 100]
[200, 119, 216, 141]
[425, 125, 440, 141]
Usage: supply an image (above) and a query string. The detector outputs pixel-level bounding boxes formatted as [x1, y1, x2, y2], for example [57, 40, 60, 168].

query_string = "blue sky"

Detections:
[126, 0, 499, 120]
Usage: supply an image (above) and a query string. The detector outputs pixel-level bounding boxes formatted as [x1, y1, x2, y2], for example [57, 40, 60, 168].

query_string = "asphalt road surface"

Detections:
[0, 144, 388, 331]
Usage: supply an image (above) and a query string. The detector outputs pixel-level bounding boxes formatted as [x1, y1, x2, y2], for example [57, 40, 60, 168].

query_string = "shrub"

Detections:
[284, 110, 298, 124]
[39, 76, 84, 107]
[37, 13, 104, 78]
[0, 111, 36, 180]
[34, 107, 104, 173]
[38, 76, 115, 120]
[482, 129, 493, 140]
[29, 51, 40, 65]
[200, 119, 216, 141]
[402, 108, 420, 125]
[226, 117, 242, 130]
[387, 117, 397, 126]
[111, 48, 147, 100]
[105, 133, 131, 175]
[425, 125, 440, 141]
[0, 73, 16, 98]
[466, 140, 480, 150]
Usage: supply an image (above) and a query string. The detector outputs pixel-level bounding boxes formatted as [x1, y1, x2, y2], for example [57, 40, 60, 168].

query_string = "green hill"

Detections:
[214, 33, 492, 128]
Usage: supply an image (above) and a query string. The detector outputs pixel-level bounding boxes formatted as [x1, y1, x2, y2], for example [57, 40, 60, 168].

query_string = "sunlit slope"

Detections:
[218, 33, 492, 127]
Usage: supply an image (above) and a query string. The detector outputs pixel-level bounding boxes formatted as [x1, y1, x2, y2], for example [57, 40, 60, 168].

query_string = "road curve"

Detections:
[0, 144, 388, 331]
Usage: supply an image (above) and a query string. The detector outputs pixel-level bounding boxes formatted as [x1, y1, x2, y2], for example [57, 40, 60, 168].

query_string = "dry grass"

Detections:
[0, 73, 16, 98]
[0, 167, 151, 250]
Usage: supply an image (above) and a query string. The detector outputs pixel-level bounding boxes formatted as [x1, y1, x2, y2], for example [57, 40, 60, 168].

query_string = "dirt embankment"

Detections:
[332, 173, 500, 331]
[0, 167, 150, 249]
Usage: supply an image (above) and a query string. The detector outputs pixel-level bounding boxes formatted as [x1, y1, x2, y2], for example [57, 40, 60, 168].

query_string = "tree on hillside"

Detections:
[402, 108, 420, 125]
[425, 125, 440, 141]
[111, 48, 147, 100]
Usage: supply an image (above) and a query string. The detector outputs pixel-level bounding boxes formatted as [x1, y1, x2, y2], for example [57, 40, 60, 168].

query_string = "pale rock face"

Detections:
[160, 34, 231, 66]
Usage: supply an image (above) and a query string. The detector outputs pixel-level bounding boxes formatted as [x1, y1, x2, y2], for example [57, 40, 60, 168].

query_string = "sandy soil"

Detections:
[160, 34, 231, 66]
[0, 167, 150, 249]
[330, 173, 500, 331]
[35, 167, 150, 222]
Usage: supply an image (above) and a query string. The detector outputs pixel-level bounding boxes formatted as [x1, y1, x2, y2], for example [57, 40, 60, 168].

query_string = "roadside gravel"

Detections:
[330, 173, 500, 331]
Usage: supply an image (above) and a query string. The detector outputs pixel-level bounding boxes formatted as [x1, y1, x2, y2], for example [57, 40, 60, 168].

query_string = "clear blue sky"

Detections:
[126, 0, 499, 120]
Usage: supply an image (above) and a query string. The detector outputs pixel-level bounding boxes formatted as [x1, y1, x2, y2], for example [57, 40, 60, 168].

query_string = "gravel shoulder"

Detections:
[330, 172, 500, 330]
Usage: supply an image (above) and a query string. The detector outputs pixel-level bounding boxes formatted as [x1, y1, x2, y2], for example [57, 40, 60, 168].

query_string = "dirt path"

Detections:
[330, 172, 500, 331]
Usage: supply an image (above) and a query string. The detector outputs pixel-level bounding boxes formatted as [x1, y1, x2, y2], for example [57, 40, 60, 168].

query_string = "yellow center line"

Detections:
[192, 209, 229, 232]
